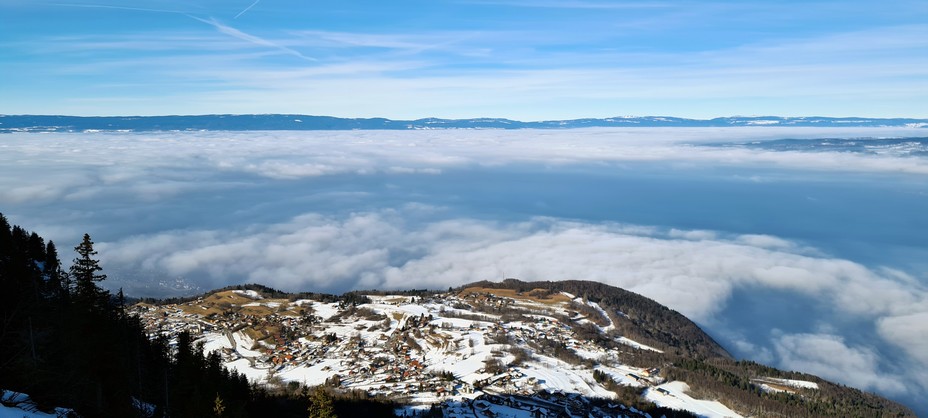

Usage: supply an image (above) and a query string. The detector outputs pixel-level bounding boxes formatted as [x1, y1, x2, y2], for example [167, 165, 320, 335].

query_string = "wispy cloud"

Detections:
[10, 19, 927, 118]
[460, 0, 670, 9]
[6, 0, 927, 118]
[49, 2, 188, 14]
[284, 30, 481, 57]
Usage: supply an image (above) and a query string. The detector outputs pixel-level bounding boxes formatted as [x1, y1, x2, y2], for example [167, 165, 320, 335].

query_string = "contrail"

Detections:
[186, 15, 316, 61]
[52, 2, 314, 62]
[234, 0, 261, 19]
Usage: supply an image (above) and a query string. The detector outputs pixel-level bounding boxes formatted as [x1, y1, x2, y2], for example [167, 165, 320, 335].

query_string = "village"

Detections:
[131, 287, 676, 416]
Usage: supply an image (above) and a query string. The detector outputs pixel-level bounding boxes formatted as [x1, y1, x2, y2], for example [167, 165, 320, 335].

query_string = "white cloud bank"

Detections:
[2, 128, 927, 410]
[1, 127, 926, 206]
[97, 210, 926, 322]
[773, 332, 908, 395]
[94, 208, 928, 399]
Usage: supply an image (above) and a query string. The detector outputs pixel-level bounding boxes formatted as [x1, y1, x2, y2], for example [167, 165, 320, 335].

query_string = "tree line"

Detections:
[0, 213, 394, 417]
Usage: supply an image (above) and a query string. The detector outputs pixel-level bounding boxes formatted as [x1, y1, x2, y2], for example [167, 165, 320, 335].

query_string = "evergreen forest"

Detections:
[0, 213, 394, 418]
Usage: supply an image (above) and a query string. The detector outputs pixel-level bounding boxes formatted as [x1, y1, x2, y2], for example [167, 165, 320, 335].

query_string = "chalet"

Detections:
[457, 382, 474, 394]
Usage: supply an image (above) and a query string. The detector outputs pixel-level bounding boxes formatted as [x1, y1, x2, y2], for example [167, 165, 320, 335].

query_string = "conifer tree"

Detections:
[307, 387, 336, 418]
[27, 232, 46, 263]
[43, 240, 66, 298]
[70, 233, 107, 308]
[116, 287, 126, 319]
[213, 393, 226, 417]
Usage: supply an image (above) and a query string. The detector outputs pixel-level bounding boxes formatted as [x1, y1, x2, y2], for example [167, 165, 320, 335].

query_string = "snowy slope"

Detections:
[645, 382, 743, 418]
[0, 391, 74, 418]
[133, 288, 745, 417]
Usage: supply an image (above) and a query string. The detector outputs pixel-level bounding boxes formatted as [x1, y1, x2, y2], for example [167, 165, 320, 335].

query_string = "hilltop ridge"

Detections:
[132, 280, 914, 417]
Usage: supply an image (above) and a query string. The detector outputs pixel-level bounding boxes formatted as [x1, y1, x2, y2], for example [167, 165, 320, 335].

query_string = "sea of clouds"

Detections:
[1, 127, 926, 413]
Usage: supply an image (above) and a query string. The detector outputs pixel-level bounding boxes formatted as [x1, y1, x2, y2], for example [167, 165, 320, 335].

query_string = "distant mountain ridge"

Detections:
[2, 114, 927, 133]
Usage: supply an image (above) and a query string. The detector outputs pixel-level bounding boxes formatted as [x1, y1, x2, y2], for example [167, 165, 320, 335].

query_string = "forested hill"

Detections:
[462, 279, 731, 360]
[0, 213, 395, 418]
[1, 114, 927, 133]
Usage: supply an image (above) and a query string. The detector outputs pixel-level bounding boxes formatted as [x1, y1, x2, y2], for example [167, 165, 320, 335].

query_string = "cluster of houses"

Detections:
[131, 289, 665, 412]
[437, 391, 655, 418]
[131, 304, 216, 338]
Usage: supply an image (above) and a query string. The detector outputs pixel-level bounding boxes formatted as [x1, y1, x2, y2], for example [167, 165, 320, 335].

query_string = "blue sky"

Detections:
[1, 0, 926, 119]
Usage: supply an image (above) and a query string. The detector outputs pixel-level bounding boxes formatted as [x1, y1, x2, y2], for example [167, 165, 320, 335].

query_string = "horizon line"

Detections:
[3, 113, 928, 123]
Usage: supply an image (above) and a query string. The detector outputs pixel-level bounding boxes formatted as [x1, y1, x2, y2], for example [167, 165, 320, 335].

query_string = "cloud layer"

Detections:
[95, 208, 928, 401]
[1, 127, 926, 412]
[1, 126, 925, 207]
[95, 209, 926, 322]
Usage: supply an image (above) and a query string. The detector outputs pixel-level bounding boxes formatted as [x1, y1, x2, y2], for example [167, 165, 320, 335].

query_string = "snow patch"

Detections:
[1, 390, 75, 418]
[646, 381, 743, 418]
[754, 377, 818, 392]
[616, 336, 663, 353]
[232, 289, 263, 299]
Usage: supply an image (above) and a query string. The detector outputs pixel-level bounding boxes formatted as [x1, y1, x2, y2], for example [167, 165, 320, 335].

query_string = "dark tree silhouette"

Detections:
[43, 241, 67, 299]
[70, 233, 108, 309]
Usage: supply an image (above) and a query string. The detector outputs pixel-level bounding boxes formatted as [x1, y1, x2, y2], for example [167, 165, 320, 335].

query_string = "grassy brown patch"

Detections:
[179, 304, 225, 317]
[242, 327, 264, 342]
[239, 305, 273, 317]
[204, 290, 257, 306]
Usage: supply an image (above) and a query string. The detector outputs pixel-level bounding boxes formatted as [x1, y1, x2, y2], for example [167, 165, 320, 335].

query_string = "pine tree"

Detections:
[307, 387, 337, 418]
[43, 240, 66, 298]
[70, 233, 107, 309]
[116, 287, 126, 319]
[27, 232, 46, 263]
[213, 393, 226, 417]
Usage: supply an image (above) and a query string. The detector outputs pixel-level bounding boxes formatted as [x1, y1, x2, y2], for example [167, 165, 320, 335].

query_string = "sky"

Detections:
[1, 127, 927, 413]
[1, 0, 927, 119]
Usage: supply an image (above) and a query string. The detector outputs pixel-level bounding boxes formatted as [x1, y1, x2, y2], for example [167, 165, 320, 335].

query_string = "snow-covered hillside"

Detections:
[0, 391, 75, 418]
[132, 287, 746, 417]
